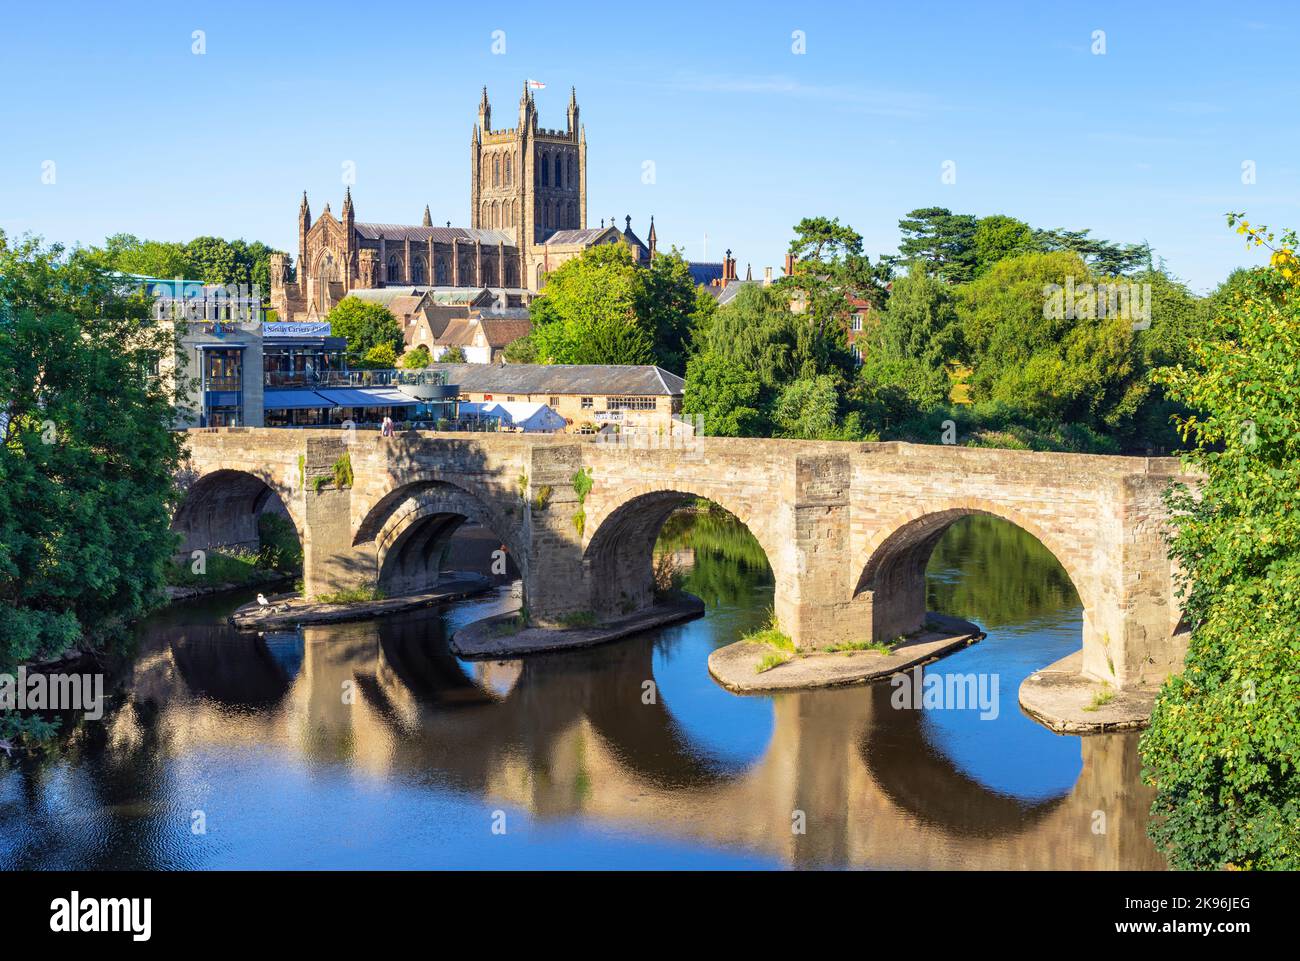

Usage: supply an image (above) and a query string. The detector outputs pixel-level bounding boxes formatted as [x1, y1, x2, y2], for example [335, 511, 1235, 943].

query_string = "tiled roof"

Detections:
[434, 318, 480, 347]
[433, 363, 685, 396]
[478, 317, 532, 348]
[342, 288, 427, 306]
[689, 262, 724, 286]
[354, 222, 516, 246]
[545, 228, 612, 246]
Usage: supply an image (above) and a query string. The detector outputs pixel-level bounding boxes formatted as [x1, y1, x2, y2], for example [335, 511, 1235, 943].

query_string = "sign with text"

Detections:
[263, 322, 331, 337]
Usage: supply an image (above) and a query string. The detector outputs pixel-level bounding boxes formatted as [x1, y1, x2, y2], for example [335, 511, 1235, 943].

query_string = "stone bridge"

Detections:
[175, 428, 1192, 689]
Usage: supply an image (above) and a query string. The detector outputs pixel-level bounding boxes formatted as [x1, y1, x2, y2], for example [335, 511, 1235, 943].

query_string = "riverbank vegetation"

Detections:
[0, 231, 185, 674]
[1140, 216, 1300, 870]
[164, 514, 301, 591]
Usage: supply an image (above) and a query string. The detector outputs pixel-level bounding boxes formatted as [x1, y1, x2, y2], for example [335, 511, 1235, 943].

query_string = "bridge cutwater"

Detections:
[175, 429, 1193, 690]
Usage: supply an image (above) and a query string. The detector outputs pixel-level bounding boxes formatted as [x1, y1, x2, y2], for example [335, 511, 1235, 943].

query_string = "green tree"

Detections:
[859, 268, 960, 410]
[771, 374, 854, 439]
[686, 283, 857, 437]
[1034, 227, 1150, 276]
[0, 231, 185, 671]
[956, 250, 1148, 437]
[972, 215, 1035, 277]
[439, 346, 467, 363]
[682, 350, 764, 437]
[781, 216, 889, 349]
[400, 344, 431, 369]
[529, 243, 655, 365]
[362, 342, 397, 368]
[637, 247, 699, 373]
[93, 233, 190, 279]
[896, 207, 979, 283]
[326, 296, 403, 367]
[502, 336, 537, 364]
[1140, 216, 1300, 870]
[182, 235, 239, 286]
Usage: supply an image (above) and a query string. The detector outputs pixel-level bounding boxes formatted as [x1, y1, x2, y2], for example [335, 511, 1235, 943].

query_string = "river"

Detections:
[0, 511, 1164, 869]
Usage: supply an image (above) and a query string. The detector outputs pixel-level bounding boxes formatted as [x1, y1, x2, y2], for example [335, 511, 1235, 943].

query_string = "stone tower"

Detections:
[470, 83, 587, 256]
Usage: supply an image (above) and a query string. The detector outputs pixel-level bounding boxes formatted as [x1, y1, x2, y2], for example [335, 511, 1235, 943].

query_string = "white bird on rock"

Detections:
[257, 593, 269, 607]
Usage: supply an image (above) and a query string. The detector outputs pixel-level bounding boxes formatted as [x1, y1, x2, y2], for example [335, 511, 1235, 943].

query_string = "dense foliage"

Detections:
[1139, 216, 1300, 870]
[526, 244, 702, 371]
[400, 344, 432, 369]
[89, 233, 287, 300]
[0, 231, 185, 671]
[324, 296, 404, 368]
[678, 207, 1209, 452]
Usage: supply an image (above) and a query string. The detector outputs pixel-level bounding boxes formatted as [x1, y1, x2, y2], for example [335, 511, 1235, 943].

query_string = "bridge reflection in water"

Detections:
[0, 513, 1164, 870]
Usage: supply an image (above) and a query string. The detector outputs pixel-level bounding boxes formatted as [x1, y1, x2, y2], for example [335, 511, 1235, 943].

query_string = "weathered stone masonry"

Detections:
[178, 429, 1193, 689]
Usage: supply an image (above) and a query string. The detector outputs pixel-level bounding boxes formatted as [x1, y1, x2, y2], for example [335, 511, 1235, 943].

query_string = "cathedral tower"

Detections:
[470, 83, 586, 256]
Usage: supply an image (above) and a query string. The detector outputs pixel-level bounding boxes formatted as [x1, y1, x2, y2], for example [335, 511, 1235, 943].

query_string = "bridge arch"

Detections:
[171, 467, 303, 560]
[853, 499, 1095, 648]
[582, 484, 784, 621]
[354, 479, 525, 597]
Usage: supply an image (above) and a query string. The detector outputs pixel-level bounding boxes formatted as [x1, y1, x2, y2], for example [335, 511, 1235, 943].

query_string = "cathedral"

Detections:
[270, 83, 658, 322]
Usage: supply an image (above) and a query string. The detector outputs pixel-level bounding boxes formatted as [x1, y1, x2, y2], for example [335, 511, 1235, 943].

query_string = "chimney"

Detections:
[723, 249, 736, 283]
[783, 253, 796, 276]
[763, 266, 773, 287]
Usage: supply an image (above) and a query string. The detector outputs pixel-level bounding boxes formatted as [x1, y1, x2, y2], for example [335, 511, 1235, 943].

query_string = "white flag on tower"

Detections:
[527, 79, 546, 90]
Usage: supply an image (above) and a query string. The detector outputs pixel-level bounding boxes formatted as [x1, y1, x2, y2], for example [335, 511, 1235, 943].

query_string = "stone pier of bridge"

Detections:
[175, 428, 1193, 690]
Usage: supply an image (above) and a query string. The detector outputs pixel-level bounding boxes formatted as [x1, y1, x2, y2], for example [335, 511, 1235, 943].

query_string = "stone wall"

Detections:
[180, 429, 1194, 689]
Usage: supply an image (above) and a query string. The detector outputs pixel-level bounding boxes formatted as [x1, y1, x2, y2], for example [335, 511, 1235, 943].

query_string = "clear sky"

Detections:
[1, 0, 1295, 292]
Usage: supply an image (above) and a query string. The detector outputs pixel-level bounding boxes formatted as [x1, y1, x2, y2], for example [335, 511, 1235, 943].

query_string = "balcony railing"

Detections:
[262, 368, 451, 389]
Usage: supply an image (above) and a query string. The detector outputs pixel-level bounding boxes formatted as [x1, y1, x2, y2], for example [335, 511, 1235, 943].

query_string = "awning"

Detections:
[316, 387, 420, 408]
[263, 389, 333, 410]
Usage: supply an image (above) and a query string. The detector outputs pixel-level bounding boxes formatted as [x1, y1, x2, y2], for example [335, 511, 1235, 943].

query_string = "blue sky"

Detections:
[1, 0, 1295, 292]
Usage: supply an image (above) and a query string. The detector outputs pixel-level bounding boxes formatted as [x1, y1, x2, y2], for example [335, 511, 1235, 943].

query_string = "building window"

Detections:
[548, 396, 559, 407]
[607, 396, 657, 410]
[851, 344, 863, 365]
[412, 258, 425, 284]
[493, 154, 501, 187]
[203, 348, 242, 392]
[850, 313, 863, 332]
[580, 396, 593, 410]
[505, 155, 512, 185]
[541, 154, 549, 187]
[506, 396, 515, 402]
[387, 254, 400, 283]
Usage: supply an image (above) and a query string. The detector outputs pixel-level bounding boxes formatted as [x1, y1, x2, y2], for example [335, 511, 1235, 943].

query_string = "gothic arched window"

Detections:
[568, 201, 577, 228]
[553, 155, 563, 189]
[386, 254, 399, 283]
[436, 258, 448, 285]
[412, 258, 425, 285]
[483, 261, 496, 287]
[492, 155, 501, 187]
[504, 155, 512, 185]
[542, 154, 550, 187]
[568, 155, 574, 190]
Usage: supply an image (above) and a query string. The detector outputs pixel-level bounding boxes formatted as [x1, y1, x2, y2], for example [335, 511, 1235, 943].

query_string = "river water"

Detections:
[0, 512, 1164, 870]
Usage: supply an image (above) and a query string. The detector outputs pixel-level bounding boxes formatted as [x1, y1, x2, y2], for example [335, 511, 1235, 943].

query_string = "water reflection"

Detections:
[0, 513, 1163, 869]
